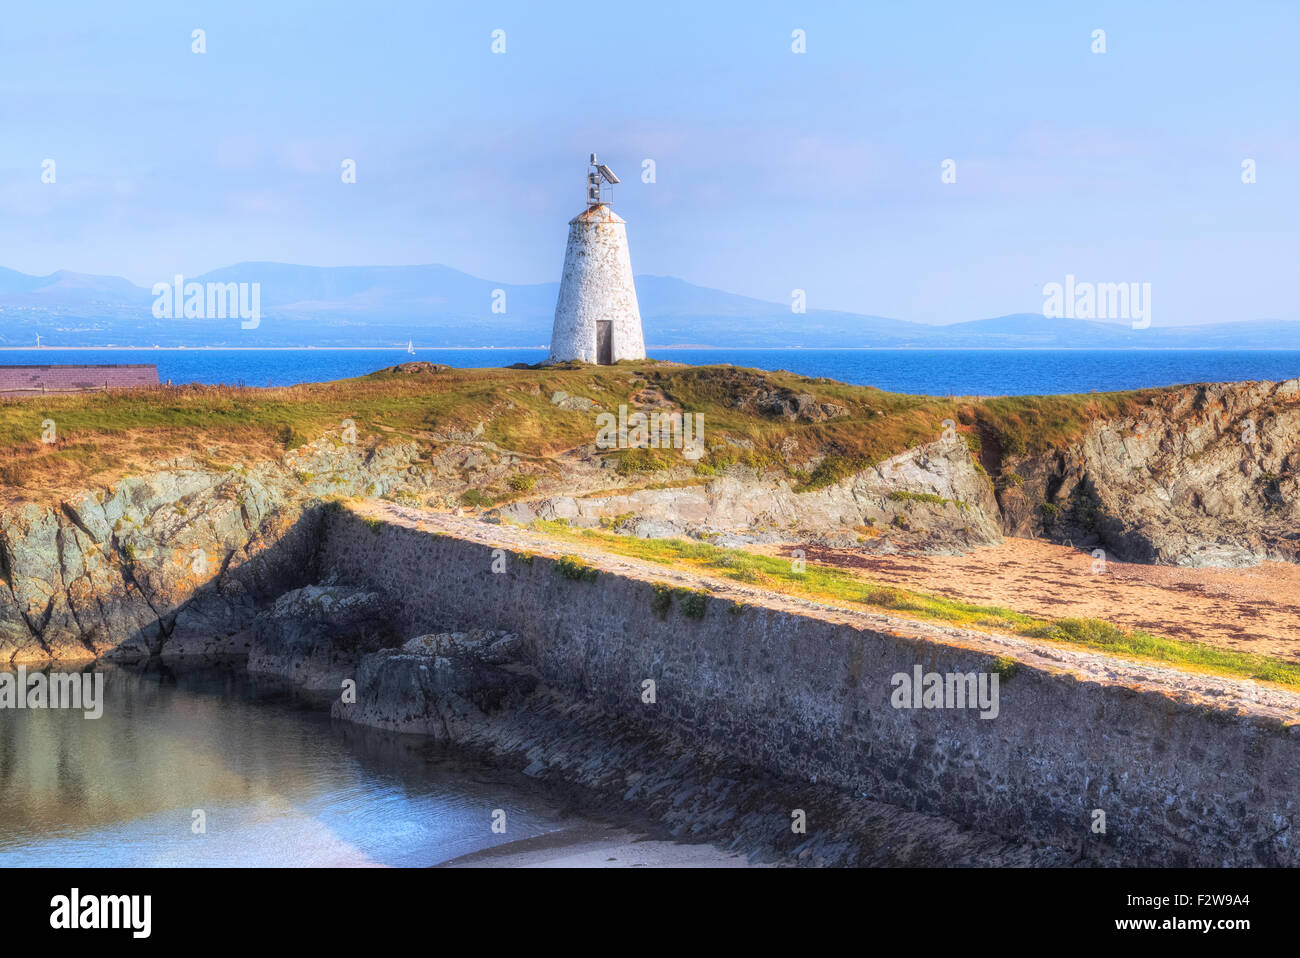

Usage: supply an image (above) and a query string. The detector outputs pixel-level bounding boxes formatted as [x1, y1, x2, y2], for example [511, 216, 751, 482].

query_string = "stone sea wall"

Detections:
[321, 505, 1299, 867]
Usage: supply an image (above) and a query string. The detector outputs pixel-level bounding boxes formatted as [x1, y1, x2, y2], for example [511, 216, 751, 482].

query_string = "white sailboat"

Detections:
[407, 339, 415, 355]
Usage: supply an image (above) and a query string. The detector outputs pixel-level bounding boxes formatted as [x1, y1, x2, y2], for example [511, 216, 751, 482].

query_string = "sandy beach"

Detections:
[783, 538, 1300, 663]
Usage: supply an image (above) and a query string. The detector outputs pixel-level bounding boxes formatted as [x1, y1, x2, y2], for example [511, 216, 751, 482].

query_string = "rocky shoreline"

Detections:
[4, 377, 1296, 669]
[1, 375, 1297, 865]
[339, 638, 1069, 866]
[255, 615, 1067, 866]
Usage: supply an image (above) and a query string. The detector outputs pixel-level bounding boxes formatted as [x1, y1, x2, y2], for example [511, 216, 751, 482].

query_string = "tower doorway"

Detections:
[596, 321, 613, 365]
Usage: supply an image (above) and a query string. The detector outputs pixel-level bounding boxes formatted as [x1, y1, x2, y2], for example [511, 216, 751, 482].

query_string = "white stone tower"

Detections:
[548, 154, 645, 364]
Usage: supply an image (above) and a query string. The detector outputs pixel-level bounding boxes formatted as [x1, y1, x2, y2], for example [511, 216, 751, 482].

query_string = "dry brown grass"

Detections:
[0, 362, 1177, 504]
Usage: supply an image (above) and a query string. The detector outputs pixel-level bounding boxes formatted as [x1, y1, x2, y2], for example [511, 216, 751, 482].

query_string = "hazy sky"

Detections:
[0, 0, 1295, 325]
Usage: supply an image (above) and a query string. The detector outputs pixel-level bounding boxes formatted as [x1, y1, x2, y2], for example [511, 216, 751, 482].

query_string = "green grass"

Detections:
[887, 490, 966, 509]
[506, 473, 537, 492]
[459, 488, 496, 509]
[650, 583, 673, 619]
[528, 521, 1300, 689]
[987, 656, 1020, 681]
[556, 555, 598, 582]
[798, 454, 877, 491]
[674, 587, 709, 618]
[1020, 618, 1300, 687]
[0, 362, 1184, 500]
[974, 392, 1159, 457]
[615, 446, 677, 475]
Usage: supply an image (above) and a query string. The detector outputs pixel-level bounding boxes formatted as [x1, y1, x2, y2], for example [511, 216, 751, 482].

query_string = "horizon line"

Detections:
[1, 261, 1293, 330]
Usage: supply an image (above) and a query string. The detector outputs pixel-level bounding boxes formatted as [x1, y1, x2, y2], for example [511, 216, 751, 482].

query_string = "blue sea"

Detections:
[3, 348, 1299, 396]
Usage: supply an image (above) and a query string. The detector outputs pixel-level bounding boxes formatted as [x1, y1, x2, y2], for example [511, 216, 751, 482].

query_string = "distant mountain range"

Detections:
[0, 262, 1297, 349]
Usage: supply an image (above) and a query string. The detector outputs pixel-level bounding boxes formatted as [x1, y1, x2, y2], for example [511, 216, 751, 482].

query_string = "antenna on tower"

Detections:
[587, 153, 619, 208]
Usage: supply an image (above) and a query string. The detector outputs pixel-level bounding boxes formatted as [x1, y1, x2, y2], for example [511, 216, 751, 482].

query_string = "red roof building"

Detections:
[0, 364, 160, 397]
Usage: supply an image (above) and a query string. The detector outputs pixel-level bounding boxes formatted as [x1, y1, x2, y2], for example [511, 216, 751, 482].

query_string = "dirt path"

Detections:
[774, 539, 1300, 664]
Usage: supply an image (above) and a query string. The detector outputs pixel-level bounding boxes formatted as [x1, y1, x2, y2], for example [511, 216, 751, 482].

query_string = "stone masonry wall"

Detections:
[321, 505, 1300, 867]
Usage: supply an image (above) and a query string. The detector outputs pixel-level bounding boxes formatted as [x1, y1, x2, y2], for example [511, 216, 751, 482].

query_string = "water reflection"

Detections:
[0, 663, 568, 866]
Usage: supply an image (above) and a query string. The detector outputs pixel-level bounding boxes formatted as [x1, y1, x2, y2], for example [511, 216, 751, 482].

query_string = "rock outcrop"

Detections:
[0, 465, 319, 665]
[2, 377, 1298, 664]
[495, 438, 1001, 552]
[999, 379, 1300, 565]
[0, 430, 457, 665]
[247, 583, 400, 690]
[333, 630, 535, 736]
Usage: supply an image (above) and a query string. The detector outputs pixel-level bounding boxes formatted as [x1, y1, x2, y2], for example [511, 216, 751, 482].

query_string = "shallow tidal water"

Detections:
[0, 664, 582, 867]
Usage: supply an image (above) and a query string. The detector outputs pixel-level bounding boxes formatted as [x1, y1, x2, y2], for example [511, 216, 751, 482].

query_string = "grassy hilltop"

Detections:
[5, 359, 1299, 691]
[0, 360, 1165, 498]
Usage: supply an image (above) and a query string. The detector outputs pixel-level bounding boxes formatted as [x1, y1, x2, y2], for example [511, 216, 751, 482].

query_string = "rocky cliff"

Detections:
[495, 437, 1002, 553]
[0, 465, 312, 665]
[0, 436, 436, 665]
[997, 378, 1300, 565]
[2, 376, 1297, 664]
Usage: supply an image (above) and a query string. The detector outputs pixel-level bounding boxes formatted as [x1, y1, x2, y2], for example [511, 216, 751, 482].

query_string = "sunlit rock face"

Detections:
[998, 378, 1300, 565]
[2, 376, 1298, 667]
